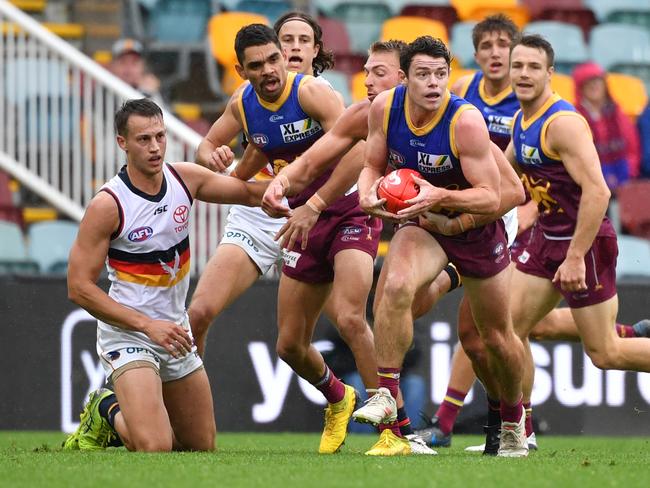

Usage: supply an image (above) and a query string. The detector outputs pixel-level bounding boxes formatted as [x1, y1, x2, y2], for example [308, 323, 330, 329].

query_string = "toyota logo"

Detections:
[173, 205, 189, 223]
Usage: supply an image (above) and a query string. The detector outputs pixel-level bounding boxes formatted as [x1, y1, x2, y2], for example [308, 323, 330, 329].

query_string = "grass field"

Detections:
[1, 432, 648, 488]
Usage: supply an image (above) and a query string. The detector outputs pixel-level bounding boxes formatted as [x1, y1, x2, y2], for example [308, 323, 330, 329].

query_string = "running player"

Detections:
[62, 99, 265, 451]
[191, 23, 366, 454]
[351, 36, 529, 457]
[507, 34, 650, 422]
[189, 11, 337, 357]
[416, 17, 650, 454]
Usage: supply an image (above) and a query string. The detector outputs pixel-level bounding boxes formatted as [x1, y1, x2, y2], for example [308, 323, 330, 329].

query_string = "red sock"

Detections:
[523, 401, 533, 437]
[616, 323, 637, 338]
[377, 367, 400, 400]
[379, 422, 402, 437]
[313, 365, 345, 404]
[501, 398, 523, 424]
[435, 387, 467, 434]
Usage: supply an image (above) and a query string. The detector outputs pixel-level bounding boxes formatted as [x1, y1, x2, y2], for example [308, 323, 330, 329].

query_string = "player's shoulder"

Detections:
[344, 98, 372, 120]
[81, 188, 121, 234]
[451, 73, 473, 96]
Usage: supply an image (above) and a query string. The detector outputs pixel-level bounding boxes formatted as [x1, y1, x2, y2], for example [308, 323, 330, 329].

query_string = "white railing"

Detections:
[0, 0, 227, 275]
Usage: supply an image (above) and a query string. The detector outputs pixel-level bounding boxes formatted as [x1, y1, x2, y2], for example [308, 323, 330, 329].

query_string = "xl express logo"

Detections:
[280, 118, 322, 143]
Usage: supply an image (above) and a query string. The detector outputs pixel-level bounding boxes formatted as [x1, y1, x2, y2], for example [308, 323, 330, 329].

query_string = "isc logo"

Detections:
[128, 226, 153, 242]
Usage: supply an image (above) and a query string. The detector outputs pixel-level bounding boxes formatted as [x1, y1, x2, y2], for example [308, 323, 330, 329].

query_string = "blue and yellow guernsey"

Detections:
[384, 85, 475, 214]
[458, 71, 519, 151]
[512, 93, 613, 238]
[237, 71, 330, 208]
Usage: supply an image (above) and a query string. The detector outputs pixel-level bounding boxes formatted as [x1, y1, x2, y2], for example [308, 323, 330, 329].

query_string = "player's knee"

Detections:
[378, 275, 415, 311]
[188, 302, 216, 336]
[276, 337, 307, 364]
[334, 311, 369, 339]
[131, 434, 173, 452]
[480, 329, 509, 358]
[585, 347, 618, 370]
[185, 428, 216, 452]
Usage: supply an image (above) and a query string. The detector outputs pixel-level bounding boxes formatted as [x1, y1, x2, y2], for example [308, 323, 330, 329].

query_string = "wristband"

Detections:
[306, 192, 328, 214]
[458, 213, 476, 233]
[456, 216, 465, 233]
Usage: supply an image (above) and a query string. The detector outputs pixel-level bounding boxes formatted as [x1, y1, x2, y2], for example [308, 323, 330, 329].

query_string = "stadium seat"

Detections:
[606, 73, 648, 118]
[589, 23, 650, 71]
[319, 16, 352, 55]
[147, 0, 211, 43]
[207, 11, 270, 95]
[0, 220, 38, 274]
[585, 0, 650, 21]
[27, 220, 79, 274]
[234, 0, 292, 23]
[330, 2, 393, 54]
[0, 172, 22, 227]
[617, 180, 650, 239]
[523, 0, 584, 18]
[451, 0, 518, 21]
[351, 71, 367, 103]
[464, 5, 531, 29]
[524, 21, 589, 74]
[550, 73, 575, 104]
[400, 4, 459, 33]
[380, 16, 448, 44]
[323, 70, 352, 106]
[616, 235, 650, 279]
[451, 21, 478, 69]
[533, 7, 598, 42]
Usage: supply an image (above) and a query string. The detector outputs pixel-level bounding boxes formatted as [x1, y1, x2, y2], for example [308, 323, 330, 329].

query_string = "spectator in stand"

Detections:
[638, 102, 650, 178]
[110, 38, 164, 105]
[572, 62, 640, 192]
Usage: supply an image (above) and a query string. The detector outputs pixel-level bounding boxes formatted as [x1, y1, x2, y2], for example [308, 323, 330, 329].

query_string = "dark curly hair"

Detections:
[274, 11, 334, 76]
[401, 36, 451, 74]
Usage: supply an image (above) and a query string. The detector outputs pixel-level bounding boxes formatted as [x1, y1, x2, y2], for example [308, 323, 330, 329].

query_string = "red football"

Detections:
[377, 168, 422, 214]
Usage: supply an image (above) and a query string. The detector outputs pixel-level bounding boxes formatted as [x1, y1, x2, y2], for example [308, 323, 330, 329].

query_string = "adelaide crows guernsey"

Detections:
[458, 71, 519, 151]
[512, 93, 613, 237]
[99, 164, 192, 325]
[384, 85, 475, 216]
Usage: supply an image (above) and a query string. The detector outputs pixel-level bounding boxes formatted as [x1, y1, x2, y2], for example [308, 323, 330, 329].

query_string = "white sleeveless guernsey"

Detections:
[99, 164, 192, 325]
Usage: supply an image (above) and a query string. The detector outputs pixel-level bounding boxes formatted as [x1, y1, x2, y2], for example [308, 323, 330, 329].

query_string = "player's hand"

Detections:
[262, 178, 292, 218]
[143, 319, 193, 359]
[418, 211, 461, 235]
[205, 145, 235, 172]
[552, 254, 587, 292]
[360, 176, 402, 222]
[275, 204, 319, 250]
[399, 175, 445, 219]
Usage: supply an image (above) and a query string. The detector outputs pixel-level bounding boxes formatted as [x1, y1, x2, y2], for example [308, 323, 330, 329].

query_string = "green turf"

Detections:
[1, 432, 648, 488]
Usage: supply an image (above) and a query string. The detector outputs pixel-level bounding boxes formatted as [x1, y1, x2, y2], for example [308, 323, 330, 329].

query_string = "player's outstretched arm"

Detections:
[358, 90, 398, 221]
[173, 162, 266, 207]
[196, 88, 246, 172]
[67, 194, 192, 356]
[231, 143, 272, 181]
[547, 114, 611, 291]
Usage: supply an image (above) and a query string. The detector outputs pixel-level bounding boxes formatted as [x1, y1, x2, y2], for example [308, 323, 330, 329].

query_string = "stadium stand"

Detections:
[380, 16, 448, 44]
[450, 21, 477, 68]
[324, 70, 353, 106]
[606, 73, 649, 118]
[329, 2, 392, 54]
[0, 220, 38, 274]
[27, 220, 79, 274]
[589, 23, 650, 72]
[617, 180, 650, 239]
[399, 3, 459, 33]
[616, 234, 650, 279]
[234, 0, 292, 23]
[524, 21, 588, 74]
[206, 11, 270, 96]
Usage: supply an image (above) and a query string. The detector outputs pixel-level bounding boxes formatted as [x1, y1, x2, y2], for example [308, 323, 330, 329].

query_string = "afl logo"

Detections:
[173, 205, 189, 224]
[388, 149, 405, 168]
[128, 226, 153, 242]
[251, 133, 269, 146]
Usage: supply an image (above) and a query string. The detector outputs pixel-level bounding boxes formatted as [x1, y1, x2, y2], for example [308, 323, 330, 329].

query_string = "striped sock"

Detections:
[435, 387, 467, 435]
[397, 406, 413, 436]
[313, 365, 346, 404]
[377, 367, 401, 400]
[523, 401, 533, 437]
